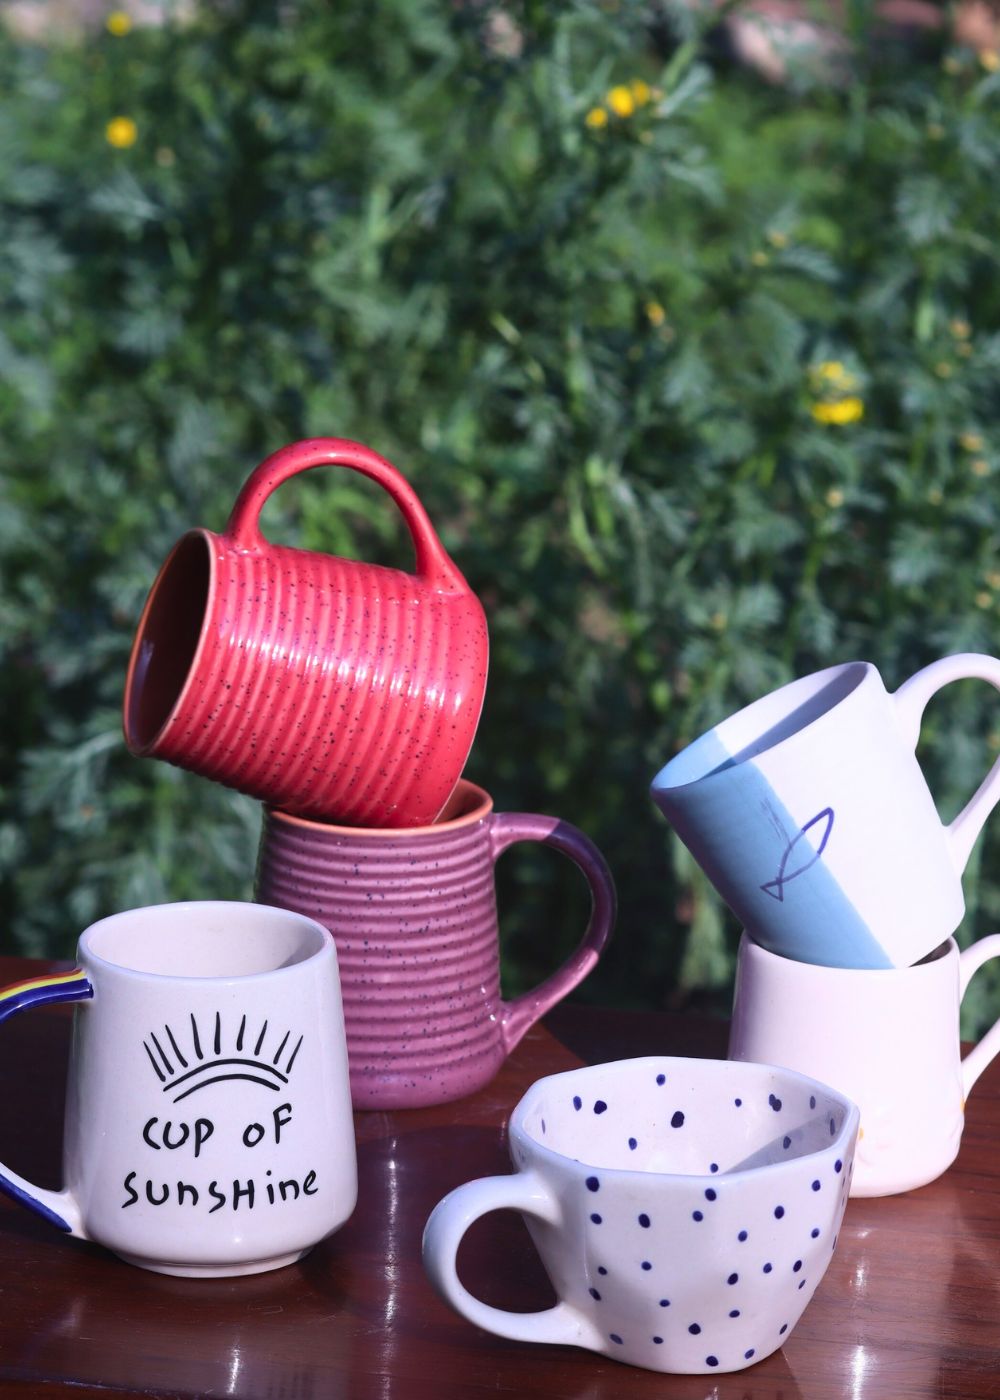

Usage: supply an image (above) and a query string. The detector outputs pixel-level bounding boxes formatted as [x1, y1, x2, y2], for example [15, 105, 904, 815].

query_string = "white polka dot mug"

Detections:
[422, 1056, 859, 1375]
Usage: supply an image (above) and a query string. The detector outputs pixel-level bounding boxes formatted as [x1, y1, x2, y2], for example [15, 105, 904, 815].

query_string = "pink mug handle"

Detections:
[224, 436, 469, 593]
[489, 814, 617, 1054]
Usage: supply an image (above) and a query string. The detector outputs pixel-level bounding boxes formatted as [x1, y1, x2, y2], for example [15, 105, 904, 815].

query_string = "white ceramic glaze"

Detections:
[650, 654, 1000, 970]
[728, 932, 1000, 1196]
[422, 1057, 859, 1375]
[0, 902, 357, 1277]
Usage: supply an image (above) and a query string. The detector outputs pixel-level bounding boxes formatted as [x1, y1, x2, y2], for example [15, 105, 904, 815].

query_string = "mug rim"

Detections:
[509, 1055, 859, 1184]
[78, 900, 334, 983]
[736, 930, 956, 979]
[264, 778, 494, 835]
[650, 660, 874, 798]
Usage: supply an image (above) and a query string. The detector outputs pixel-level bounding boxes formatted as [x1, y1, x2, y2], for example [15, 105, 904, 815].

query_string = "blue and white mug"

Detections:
[423, 1056, 858, 1375]
[0, 901, 357, 1276]
[650, 654, 1000, 970]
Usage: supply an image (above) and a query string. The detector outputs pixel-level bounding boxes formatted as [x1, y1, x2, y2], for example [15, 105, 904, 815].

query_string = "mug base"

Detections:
[114, 1246, 311, 1278]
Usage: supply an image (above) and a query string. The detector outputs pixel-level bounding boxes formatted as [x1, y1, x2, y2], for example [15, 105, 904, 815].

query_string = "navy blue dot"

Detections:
[811, 1228, 821, 1238]
[812, 1180, 821, 1192]
[659, 1299, 670, 1307]
[835, 1159, 843, 1173]
[727, 1272, 738, 1285]
[780, 1323, 788, 1335]
[598, 1266, 608, 1275]
[769, 1094, 782, 1112]
[610, 1333, 623, 1345]
[738, 1230, 748, 1242]
[628, 1137, 638, 1150]
[638, 1213, 651, 1228]
[573, 1096, 582, 1111]
[705, 1188, 717, 1201]
[594, 1100, 607, 1115]
[830, 1117, 836, 1135]
[671, 1111, 685, 1128]
[590, 1213, 602, 1224]
[706, 1356, 719, 1367]
[729, 1309, 740, 1318]
[782, 1136, 791, 1149]
[774, 1205, 785, 1219]
[809, 1095, 816, 1109]
[656, 1073, 666, 1085]
[586, 1176, 600, 1192]
[692, 1210, 704, 1222]
[793, 1260, 802, 1273]
[652, 1336, 663, 1344]
[641, 1261, 652, 1271]
[735, 1097, 743, 1107]
[745, 1349, 755, 1359]
[799, 1278, 807, 1289]
[541, 1119, 546, 1134]
[832, 1234, 839, 1250]
[710, 1162, 719, 1173]
[763, 1262, 773, 1273]
[688, 1323, 701, 1335]
[589, 1287, 601, 1300]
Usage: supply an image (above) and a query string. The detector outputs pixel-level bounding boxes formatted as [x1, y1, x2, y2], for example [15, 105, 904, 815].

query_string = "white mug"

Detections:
[728, 932, 1000, 1196]
[650, 653, 1000, 969]
[423, 1057, 859, 1375]
[0, 901, 358, 1276]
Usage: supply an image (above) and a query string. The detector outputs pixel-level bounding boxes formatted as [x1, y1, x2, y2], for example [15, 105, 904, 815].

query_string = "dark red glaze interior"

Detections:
[124, 532, 211, 753]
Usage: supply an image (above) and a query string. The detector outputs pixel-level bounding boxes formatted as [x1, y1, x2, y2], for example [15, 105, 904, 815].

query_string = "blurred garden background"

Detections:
[2, 0, 1000, 1030]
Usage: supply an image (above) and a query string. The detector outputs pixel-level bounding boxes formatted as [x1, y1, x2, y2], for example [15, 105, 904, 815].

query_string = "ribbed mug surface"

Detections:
[122, 437, 488, 828]
[255, 781, 617, 1108]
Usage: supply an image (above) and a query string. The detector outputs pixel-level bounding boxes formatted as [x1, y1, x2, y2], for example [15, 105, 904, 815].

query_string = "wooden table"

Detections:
[0, 954, 997, 1398]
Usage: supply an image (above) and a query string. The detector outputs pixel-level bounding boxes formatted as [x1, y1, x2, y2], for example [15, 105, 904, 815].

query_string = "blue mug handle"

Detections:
[0, 969, 93, 1233]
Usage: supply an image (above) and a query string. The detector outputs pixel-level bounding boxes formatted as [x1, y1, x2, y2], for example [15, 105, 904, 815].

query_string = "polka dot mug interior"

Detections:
[422, 1056, 859, 1375]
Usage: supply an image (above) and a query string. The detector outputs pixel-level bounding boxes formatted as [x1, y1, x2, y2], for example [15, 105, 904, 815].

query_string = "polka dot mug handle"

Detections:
[959, 933, 1000, 1095]
[422, 1170, 602, 1349]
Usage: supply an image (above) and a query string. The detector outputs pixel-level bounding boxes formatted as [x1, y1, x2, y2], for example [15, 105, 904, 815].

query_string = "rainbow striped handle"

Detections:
[0, 968, 92, 1232]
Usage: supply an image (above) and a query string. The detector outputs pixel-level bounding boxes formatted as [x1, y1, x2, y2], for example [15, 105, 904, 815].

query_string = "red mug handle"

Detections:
[489, 814, 617, 1054]
[224, 437, 469, 594]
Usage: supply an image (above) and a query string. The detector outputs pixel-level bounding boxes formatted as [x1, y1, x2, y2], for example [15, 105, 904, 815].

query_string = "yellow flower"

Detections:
[645, 300, 666, 327]
[942, 54, 963, 75]
[949, 318, 971, 339]
[980, 48, 1000, 72]
[935, 361, 954, 378]
[972, 458, 990, 476]
[630, 79, 652, 106]
[767, 229, 789, 248]
[811, 360, 858, 391]
[926, 122, 945, 141]
[106, 9, 132, 35]
[825, 487, 845, 508]
[105, 116, 138, 148]
[751, 250, 769, 267]
[960, 431, 984, 452]
[976, 591, 993, 609]
[811, 397, 864, 425]
[606, 85, 636, 118]
[585, 106, 608, 129]
[987, 572, 1000, 591]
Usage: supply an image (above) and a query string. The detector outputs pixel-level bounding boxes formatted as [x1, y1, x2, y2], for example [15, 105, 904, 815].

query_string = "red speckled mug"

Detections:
[122, 438, 489, 828]
[254, 780, 617, 1108]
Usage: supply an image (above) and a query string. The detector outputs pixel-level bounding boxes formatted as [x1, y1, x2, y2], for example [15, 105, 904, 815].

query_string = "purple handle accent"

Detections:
[489, 814, 616, 1055]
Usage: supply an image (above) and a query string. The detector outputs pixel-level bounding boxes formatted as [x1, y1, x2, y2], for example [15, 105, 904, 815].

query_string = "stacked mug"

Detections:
[650, 655, 1000, 1197]
[121, 437, 616, 1110]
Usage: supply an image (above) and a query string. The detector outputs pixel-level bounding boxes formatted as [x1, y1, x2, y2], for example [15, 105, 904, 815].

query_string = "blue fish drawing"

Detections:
[760, 807, 835, 902]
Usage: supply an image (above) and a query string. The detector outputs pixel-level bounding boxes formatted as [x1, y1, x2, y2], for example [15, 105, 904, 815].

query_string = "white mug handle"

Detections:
[422, 1171, 599, 1349]
[959, 934, 1000, 1095]
[892, 653, 1000, 873]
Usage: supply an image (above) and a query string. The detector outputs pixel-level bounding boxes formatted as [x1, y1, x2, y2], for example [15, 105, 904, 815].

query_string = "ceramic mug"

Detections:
[0, 902, 357, 1276]
[254, 779, 616, 1108]
[728, 932, 1000, 1196]
[122, 437, 489, 828]
[650, 654, 1000, 969]
[423, 1056, 859, 1375]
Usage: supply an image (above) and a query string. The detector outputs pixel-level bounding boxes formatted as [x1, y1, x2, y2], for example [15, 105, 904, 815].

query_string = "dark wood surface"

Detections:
[0, 954, 998, 1398]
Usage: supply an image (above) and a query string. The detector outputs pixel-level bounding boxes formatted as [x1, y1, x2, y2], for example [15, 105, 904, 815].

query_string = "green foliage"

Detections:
[2, 1, 999, 1031]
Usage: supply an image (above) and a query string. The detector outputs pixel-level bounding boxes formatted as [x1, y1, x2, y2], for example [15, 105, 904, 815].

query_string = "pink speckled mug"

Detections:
[254, 780, 617, 1108]
[122, 437, 489, 828]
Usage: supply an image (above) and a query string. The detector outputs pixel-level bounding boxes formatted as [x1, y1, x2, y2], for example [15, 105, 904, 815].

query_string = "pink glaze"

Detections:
[122, 438, 489, 827]
[254, 780, 617, 1108]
